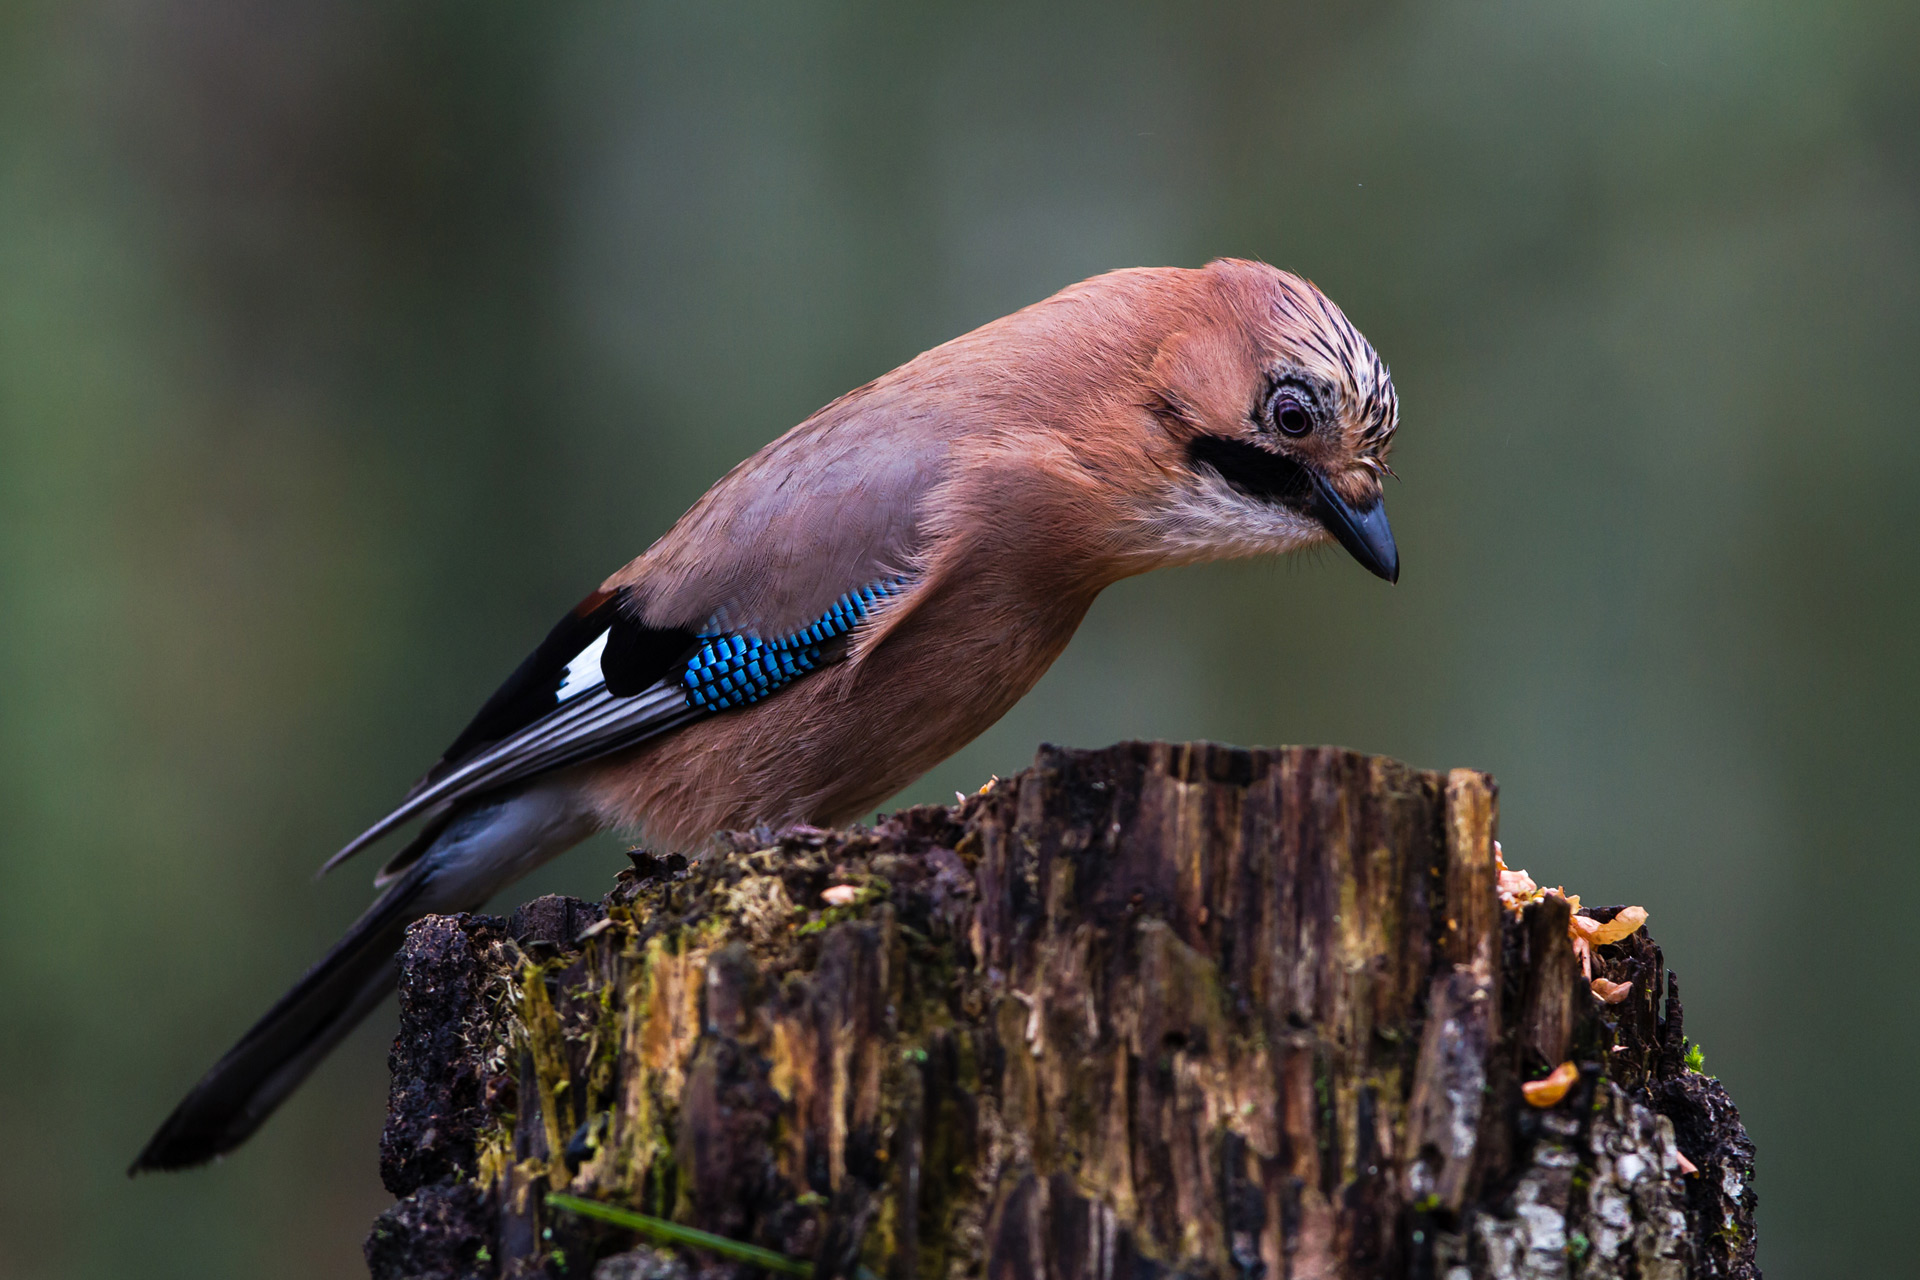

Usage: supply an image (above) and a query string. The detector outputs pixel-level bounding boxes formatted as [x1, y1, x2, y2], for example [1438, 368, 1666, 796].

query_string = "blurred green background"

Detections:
[2, 1, 1914, 1275]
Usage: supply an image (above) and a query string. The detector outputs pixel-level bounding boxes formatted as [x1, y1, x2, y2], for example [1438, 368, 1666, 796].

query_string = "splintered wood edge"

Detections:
[1442, 768, 1498, 981]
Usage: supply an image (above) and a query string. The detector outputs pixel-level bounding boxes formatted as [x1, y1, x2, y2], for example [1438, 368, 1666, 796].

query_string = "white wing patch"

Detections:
[556, 630, 609, 703]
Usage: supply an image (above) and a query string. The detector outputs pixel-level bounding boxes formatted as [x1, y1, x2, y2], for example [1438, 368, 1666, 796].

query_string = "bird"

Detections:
[131, 257, 1400, 1173]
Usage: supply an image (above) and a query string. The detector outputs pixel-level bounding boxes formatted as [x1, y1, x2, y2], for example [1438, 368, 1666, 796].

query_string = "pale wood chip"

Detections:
[1591, 977, 1633, 1004]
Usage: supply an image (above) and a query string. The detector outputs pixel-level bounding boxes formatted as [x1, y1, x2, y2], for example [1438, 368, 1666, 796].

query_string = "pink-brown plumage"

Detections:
[134, 257, 1401, 1171]
[582, 258, 1397, 847]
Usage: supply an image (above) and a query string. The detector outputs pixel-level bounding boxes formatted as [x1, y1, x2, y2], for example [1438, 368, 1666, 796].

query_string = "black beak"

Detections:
[1309, 472, 1399, 584]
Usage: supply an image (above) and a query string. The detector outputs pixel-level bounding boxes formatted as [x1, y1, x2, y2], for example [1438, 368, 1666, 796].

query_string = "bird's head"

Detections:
[1131, 259, 1401, 583]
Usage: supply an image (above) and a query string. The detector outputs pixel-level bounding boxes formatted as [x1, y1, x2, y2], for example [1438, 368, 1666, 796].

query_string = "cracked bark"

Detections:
[362, 742, 1758, 1280]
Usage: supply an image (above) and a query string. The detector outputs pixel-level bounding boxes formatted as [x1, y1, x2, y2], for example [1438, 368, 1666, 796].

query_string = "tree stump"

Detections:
[364, 743, 1757, 1280]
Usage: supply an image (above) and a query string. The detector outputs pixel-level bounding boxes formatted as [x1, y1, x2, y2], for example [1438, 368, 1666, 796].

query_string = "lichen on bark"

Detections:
[365, 742, 1758, 1280]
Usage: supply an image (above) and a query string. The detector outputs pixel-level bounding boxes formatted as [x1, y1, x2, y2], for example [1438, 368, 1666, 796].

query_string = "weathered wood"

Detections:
[364, 742, 1757, 1280]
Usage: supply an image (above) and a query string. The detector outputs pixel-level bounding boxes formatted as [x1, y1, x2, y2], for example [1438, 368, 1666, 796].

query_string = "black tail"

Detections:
[129, 863, 434, 1173]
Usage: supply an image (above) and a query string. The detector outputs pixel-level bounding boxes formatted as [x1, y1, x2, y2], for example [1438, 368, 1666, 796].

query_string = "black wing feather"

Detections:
[603, 612, 700, 696]
[320, 587, 698, 877]
[436, 587, 694, 773]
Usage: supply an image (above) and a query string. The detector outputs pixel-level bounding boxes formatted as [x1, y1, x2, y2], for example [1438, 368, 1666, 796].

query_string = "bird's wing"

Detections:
[318, 589, 698, 875]
[610, 375, 955, 636]
[323, 381, 958, 877]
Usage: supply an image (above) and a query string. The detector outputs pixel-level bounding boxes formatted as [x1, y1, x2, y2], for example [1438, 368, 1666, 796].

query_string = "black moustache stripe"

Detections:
[1186, 435, 1315, 512]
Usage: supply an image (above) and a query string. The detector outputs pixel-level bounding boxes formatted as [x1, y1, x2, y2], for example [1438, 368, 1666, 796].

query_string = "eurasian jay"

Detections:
[132, 257, 1400, 1172]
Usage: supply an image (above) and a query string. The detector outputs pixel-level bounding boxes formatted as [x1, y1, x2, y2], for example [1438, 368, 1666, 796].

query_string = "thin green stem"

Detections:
[544, 1193, 813, 1275]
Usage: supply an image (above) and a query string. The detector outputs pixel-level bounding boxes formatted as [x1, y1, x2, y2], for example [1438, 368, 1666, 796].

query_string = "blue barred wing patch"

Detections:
[682, 577, 908, 711]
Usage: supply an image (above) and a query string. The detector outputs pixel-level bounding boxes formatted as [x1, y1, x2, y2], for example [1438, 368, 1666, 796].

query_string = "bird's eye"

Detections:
[1273, 393, 1312, 437]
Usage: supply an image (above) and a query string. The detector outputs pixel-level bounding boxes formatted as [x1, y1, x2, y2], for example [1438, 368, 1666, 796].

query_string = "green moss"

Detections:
[1567, 1231, 1590, 1260]
[474, 1121, 515, 1192]
[516, 960, 578, 1181]
[602, 936, 689, 1213]
[1684, 1038, 1707, 1074]
[480, 843, 999, 1277]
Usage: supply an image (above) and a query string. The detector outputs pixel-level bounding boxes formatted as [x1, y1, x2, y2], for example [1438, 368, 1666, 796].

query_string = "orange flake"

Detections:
[1676, 1150, 1699, 1176]
[821, 884, 861, 906]
[1557, 896, 1650, 978]
[1521, 1061, 1579, 1108]
[1588, 906, 1648, 946]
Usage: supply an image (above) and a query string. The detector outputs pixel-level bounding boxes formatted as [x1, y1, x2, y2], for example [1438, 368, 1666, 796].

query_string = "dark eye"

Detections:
[1273, 393, 1312, 436]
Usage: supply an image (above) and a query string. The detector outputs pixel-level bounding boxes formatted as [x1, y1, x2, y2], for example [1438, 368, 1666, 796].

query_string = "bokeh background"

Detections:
[3, 1, 1915, 1275]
